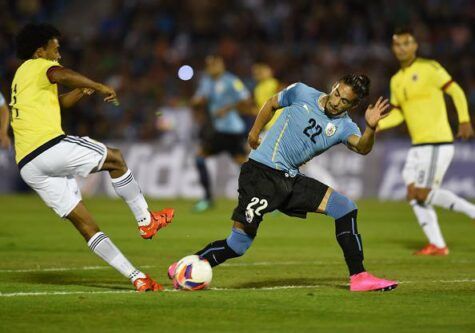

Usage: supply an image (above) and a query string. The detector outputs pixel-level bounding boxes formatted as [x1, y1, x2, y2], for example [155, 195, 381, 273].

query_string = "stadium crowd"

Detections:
[1, 0, 474, 140]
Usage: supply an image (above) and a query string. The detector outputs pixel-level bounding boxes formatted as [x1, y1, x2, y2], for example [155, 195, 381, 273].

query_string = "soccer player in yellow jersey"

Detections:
[251, 63, 282, 130]
[8, 23, 175, 291]
[378, 28, 475, 256]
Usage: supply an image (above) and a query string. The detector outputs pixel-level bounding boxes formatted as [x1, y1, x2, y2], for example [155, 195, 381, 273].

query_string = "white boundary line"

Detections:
[1, 280, 475, 297]
[2, 259, 474, 273]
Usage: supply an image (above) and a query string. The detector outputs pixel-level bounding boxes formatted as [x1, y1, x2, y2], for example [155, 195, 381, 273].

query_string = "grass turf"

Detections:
[0, 195, 474, 332]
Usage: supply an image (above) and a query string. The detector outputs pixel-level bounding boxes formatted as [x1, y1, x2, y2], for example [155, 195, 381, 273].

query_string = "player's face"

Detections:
[38, 38, 61, 62]
[205, 57, 225, 77]
[392, 34, 417, 62]
[325, 83, 358, 115]
[252, 64, 272, 81]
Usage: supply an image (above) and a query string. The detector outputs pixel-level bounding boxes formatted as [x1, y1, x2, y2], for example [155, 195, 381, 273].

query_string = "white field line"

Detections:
[1, 280, 475, 298]
[1, 259, 474, 273]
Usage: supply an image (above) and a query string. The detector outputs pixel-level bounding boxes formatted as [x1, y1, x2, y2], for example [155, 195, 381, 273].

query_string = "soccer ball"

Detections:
[174, 255, 213, 290]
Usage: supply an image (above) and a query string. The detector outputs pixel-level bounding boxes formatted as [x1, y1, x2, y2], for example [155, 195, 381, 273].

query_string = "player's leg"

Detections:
[283, 175, 397, 291]
[408, 184, 447, 253]
[100, 146, 174, 239]
[194, 221, 257, 267]
[193, 146, 213, 212]
[403, 146, 447, 254]
[169, 159, 280, 279]
[20, 160, 160, 292]
[67, 200, 162, 291]
[416, 145, 475, 219]
[322, 188, 397, 291]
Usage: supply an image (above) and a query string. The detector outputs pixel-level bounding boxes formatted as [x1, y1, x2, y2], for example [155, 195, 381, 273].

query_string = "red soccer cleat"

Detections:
[414, 244, 449, 256]
[350, 272, 398, 292]
[133, 274, 163, 292]
[139, 208, 175, 239]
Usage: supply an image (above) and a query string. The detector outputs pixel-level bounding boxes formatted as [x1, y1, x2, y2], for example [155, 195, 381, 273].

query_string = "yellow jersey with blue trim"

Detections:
[10, 58, 64, 164]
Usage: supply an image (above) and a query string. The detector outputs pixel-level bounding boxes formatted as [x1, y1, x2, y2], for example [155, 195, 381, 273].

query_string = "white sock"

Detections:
[427, 189, 475, 219]
[87, 232, 146, 282]
[410, 200, 446, 248]
[111, 169, 150, 226]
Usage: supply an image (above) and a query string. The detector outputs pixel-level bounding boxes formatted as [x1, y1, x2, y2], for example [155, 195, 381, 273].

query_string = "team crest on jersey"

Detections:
[325, 123, 336, 137]
[412, 74, 418, 81]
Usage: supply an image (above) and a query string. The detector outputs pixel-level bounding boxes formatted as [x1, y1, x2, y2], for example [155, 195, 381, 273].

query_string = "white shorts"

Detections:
[20, 136, 108, 217]
[402, 144, 454, 189]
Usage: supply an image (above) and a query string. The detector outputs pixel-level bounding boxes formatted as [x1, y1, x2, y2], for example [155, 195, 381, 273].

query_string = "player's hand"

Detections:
[456, 122, 474, 140]
[96, 84, 119, 106]
[365, 97, 390, 129]
[81, 88, 95, 96]
[248, 130, 261, 149]
[0, 133, 11, 150]
[215, 106, 230, 118]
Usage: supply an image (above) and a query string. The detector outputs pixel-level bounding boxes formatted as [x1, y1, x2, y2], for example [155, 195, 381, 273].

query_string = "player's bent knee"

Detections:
[414, 189, 430, 204]
[226, 228, 254, 256]
[107, 148, 127, 169]
[325, 191, 357, 220]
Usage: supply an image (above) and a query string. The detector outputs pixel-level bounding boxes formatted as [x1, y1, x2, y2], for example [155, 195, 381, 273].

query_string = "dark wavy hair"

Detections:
[16, 23, 61, 60]
[339, 74, 370, 102]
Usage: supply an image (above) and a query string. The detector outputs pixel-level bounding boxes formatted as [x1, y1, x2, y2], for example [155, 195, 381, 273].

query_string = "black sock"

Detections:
[335, 210, 365, 276]
[196, 157, 212, 201]
[195, 239, 240, 267]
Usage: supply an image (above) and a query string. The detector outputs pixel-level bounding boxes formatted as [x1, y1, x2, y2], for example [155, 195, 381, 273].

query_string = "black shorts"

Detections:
[201, 131, 248, 156]
[232, 159, 329, 225]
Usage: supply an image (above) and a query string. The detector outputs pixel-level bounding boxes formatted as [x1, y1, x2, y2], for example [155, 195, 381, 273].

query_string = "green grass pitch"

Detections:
[0, 195, 474, 332]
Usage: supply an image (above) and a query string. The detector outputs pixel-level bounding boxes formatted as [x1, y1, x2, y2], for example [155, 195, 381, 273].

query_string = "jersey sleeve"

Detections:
[229, 77, 250, 102]
[0, 93, 5, 107]
[38, 59, 62, 86]
[193, 76, 212, 99]
[277, 82, 305, 107]
[428, 61, 453, 90]
[340, 119, 362, 145]
[389, 77, 400, 108]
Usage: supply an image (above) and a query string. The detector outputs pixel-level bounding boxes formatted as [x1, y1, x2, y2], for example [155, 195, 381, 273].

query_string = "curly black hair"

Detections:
[16, 23, 61, 60]
[339, 74, 370, 102]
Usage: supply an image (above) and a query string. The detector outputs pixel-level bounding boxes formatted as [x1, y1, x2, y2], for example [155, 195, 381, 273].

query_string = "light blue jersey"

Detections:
[0, 92, 5, 107]
[250, 83, 361, 176]
[194, 72, 250, 134]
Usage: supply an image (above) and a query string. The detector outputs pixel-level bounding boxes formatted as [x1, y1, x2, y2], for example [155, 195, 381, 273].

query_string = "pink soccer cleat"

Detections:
[350, 272, 398, 292]
[167, 262, 181, 289]
[168, 262, 178, 280]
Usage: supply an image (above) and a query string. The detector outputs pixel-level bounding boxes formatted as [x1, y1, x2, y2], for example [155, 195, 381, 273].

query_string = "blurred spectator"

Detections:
[1, 0, 474, 140]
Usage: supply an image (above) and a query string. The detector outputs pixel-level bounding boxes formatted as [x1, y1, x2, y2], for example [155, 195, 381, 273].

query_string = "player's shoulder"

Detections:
[288, 82, 320, 95]
[415, 57, 445, 71]
[18, 58, 60, 73]
[223, 71, 241, 82]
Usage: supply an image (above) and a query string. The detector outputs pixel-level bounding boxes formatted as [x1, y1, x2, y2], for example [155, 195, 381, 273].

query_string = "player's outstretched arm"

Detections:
[347, 97, 390, 155]
[444, 82, 474, 140]
[59, 88, 94, 108]
[248, 94, 280, 149]
[49, 68, 119, 105]
[216, 98, 253, 117]
[0, 103, 11, 150]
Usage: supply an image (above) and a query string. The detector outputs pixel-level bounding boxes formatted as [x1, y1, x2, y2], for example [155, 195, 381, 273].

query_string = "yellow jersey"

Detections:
[10, 58, 64, 165]
[379, 58, 460, 144]
[254, 78, 282, 130]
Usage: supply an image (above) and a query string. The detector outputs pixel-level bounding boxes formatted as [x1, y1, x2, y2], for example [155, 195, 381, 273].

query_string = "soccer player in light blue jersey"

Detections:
[171, 74, 398, 292]
[191, 55, 252, 212]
